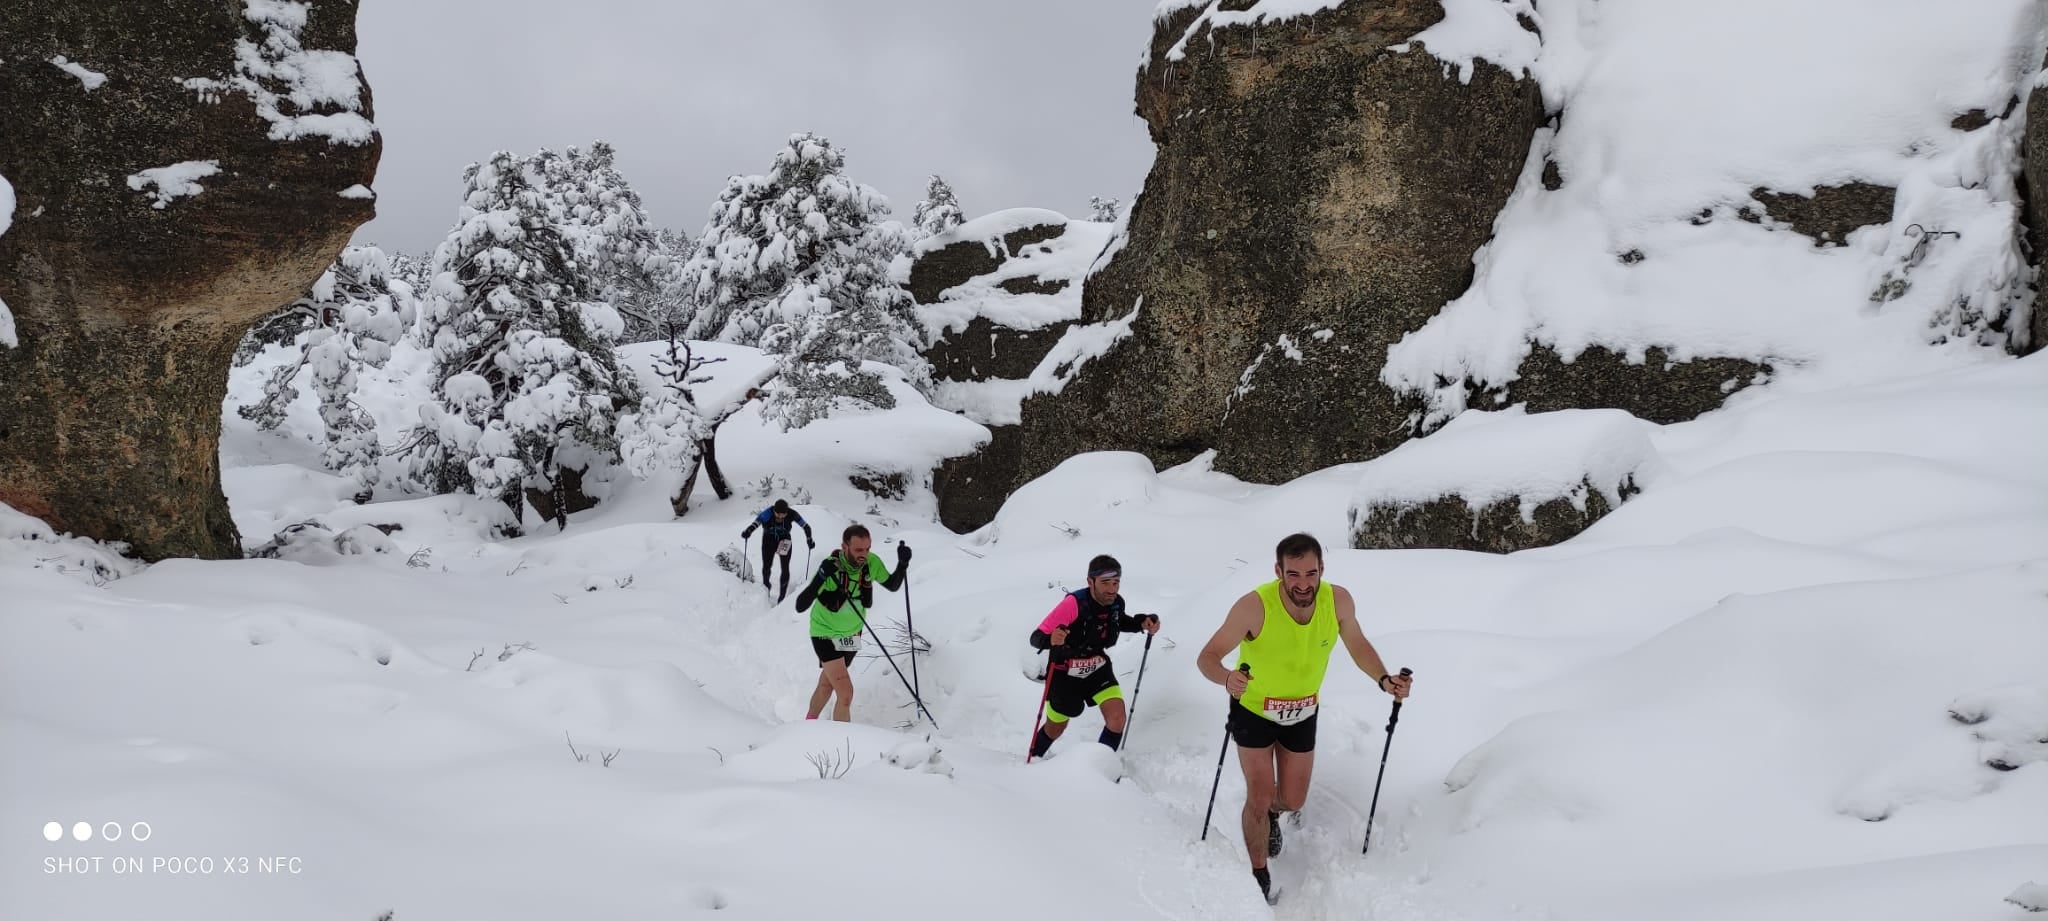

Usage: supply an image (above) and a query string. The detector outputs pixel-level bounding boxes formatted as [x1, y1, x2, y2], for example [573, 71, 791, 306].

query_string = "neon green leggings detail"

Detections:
[1044, 684, 1123, 723]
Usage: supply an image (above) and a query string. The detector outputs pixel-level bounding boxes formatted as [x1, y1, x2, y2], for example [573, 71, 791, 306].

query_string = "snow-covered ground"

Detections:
[4, 334, 2044, 921]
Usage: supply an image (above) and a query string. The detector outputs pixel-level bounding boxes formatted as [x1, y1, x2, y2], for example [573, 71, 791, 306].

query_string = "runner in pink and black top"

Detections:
[1027, 554, 1160, 759]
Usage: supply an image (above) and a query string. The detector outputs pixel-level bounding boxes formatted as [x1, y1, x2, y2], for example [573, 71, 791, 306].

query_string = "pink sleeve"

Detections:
[1037, 595, 1079, 633]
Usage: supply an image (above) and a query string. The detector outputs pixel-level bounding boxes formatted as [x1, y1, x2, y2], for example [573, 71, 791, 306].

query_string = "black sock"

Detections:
[1097, 727, 1123, 750]
[1030, 726, 1055, 758]
[1253, 866, 1271, 892]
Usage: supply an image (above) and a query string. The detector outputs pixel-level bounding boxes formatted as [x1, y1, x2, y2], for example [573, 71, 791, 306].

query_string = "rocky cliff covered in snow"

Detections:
[0, 0, 381, 560]
[930, 0, 2048, 541]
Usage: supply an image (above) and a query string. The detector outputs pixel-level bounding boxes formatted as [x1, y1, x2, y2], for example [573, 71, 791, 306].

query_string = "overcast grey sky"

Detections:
[349, 0, 1162, 256]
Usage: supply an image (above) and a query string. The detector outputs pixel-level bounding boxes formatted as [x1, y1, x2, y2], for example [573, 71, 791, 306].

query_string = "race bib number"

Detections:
[1065, 655, 1106, 679]
[778, 539, 792, 557]
[832, 634, 862, 653]
[1263, 694, 1318, 726]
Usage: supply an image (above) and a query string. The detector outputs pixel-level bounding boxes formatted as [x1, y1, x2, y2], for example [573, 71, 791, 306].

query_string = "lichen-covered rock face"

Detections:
[1742, 183, 1898, 246]
[0, 1, 381, 560]
[932, 1, 1546, 530]
[1501, 346, 1767, 425]
[1349, 481, 1633, 554]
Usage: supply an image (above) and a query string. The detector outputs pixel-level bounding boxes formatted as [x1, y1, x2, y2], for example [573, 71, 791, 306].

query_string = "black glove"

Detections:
[897, 542, 911, 562]
[740, 525, 755, 538]
[807, 538, 815, 549]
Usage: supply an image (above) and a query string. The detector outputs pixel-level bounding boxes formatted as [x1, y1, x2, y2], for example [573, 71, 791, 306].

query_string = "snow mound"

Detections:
[983, 452, 1162, 548]
[882, 738, 955, 777]
[1432, 567, 2048, 885]
[247, 519, 401, 564]
[0, 502, 144, 585]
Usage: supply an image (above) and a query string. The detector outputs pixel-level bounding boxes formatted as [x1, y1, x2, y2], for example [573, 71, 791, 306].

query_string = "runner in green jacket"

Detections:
[794, 523, 909, 722]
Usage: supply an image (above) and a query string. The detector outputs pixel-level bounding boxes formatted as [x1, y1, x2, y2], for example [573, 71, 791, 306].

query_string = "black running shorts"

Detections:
[811, 635, 856, 666]
[1228, 698, 1318, 753]
[1045, 658, 1121, 721]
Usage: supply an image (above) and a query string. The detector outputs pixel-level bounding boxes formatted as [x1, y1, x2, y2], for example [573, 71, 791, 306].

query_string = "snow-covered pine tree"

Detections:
[533, 141, 671, 342]
[312, 246, 414, 499]
[405, 151, 640, 530]
[757, 217, 927, 429]
[234, 293, 322, 425]
[677, 132, 927, 430]
[616, 226, 693, 345]
[234, 245, 414, 500]
[912, 174, 964, 239]
[1089, 195, 1121, 223]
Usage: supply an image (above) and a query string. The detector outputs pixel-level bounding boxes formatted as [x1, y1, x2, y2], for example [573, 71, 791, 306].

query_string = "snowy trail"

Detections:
[7, 344, 2047, 920]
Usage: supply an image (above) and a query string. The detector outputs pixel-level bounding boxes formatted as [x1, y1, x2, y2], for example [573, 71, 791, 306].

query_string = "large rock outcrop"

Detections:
[908, 210, 1120, 531]
[932, 0, 1546, 530]
[0, 2, 381, 560]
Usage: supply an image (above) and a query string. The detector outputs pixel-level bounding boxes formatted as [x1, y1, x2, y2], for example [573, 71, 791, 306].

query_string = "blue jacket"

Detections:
[743, 507, 812, 544]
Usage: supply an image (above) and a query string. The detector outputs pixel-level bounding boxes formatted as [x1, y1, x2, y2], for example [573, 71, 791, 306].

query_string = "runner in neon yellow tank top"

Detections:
[1196, 532, 1414, 904]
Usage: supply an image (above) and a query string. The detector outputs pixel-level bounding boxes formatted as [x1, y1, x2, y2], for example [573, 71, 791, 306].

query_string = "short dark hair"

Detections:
[1275, 532, 1322, 565]
[842, 523, 871, 544]
[1087, 554, 1121, 578]
[772, 499, 790, 512]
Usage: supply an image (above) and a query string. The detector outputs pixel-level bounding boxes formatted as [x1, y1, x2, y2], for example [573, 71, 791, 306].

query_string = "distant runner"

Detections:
[741, 498, 814, 602]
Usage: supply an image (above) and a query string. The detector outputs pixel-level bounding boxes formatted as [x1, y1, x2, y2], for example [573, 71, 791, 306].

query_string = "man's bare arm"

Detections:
[1197, 593, 1263, 693]
[1333, 585, 1392, 682]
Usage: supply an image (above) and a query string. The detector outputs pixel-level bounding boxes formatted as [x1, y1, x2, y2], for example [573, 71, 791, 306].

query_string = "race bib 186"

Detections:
[1263, 694, 1317, 725]
[1065, 655, 1106, 679]
[832, 634, 861, 653]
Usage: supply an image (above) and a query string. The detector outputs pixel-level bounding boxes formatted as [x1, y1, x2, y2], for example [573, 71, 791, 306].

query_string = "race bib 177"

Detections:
[1263, 694, 1317, 726]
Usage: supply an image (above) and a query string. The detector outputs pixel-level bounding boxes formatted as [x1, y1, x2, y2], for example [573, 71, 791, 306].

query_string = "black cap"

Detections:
[773, 499, 790, 512]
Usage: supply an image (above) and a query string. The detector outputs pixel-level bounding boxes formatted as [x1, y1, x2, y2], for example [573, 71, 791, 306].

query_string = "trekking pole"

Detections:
[1024, 654, 1057, 763]
[903, 561, 921, 708]
[1116, 629, 1155, 753]
[1362, 667, 1413, 856]
[741, 533, 754, 583]
[851, 597, 939, 729]
[1200, 663, 1251, 841]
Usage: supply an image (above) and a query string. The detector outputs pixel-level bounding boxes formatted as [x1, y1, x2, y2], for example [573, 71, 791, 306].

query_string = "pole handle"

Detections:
[1385, 667, 1412, 728]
